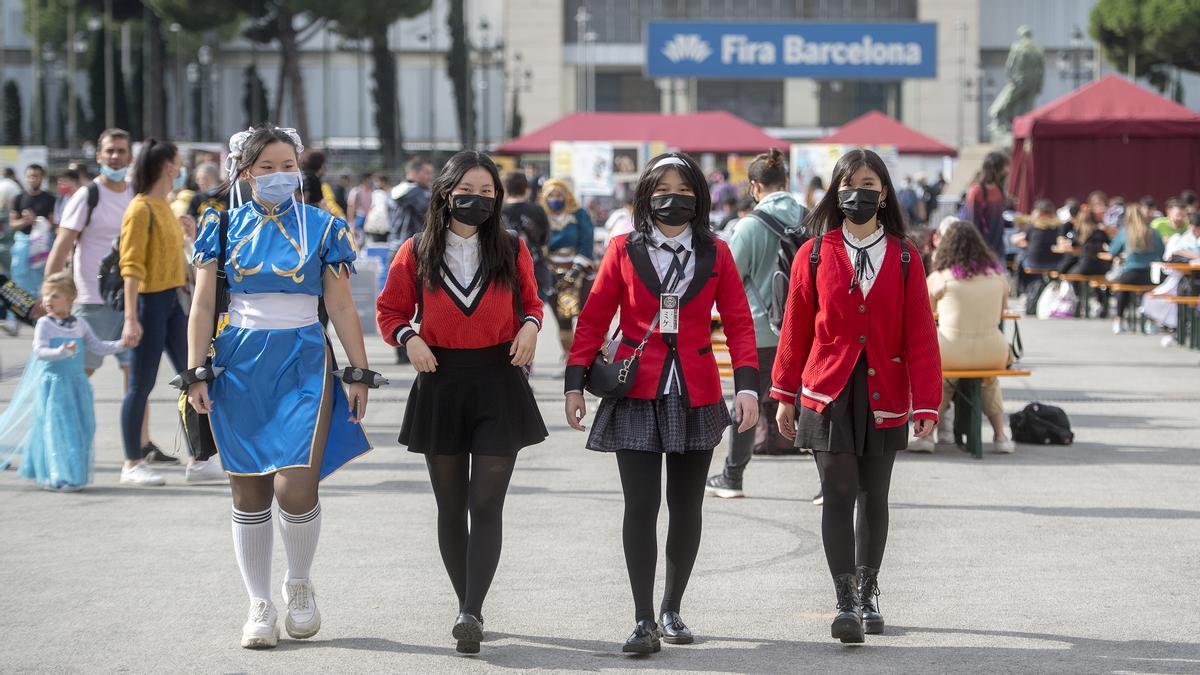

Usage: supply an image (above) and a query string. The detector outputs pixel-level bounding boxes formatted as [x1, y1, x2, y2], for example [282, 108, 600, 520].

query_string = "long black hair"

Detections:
[131, 138, 178, 194]
[978, 150, 1009, 195]
[633, 151, 716, 252]
[803, 148, 906, 239]
[416, 150, 517, 290]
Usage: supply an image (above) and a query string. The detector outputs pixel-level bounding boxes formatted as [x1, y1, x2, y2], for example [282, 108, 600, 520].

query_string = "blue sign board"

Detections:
[646, 22, 937, 80]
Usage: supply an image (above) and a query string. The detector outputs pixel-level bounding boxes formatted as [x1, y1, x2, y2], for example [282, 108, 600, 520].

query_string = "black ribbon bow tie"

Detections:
[843, 231, 884, 293]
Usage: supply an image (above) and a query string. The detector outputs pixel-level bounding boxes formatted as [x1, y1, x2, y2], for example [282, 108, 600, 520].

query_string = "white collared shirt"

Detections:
[843, 226, 887, 297]
[648, 226, 695, 293]
[645, 226, 756, 401]
[445, 229, 482, 288]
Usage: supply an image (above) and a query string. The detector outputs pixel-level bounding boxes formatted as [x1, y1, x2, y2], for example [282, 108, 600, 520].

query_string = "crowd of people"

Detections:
[4, 125, 1197, 658]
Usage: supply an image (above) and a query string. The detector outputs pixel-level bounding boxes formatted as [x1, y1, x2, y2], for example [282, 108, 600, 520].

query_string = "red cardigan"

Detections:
[770, 229, 941, 428]
[376, 236, 543, 349]
[564, 231, 758, 407]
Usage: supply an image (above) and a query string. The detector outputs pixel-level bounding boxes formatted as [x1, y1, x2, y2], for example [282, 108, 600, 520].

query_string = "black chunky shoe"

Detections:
[622, 619, 661, 654]
[659, 611, 694, 645]
[705, 473, 744, 499]
[831, 573, 864, 644]
[452, 612, 484, 654]
[858, 566, 884, 635]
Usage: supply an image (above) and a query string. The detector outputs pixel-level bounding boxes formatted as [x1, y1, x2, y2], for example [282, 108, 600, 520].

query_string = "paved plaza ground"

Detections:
[1, 315, 1198, 674]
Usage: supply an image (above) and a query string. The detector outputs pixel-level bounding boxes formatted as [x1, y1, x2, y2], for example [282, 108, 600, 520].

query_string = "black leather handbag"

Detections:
[583, 314, 659, 399]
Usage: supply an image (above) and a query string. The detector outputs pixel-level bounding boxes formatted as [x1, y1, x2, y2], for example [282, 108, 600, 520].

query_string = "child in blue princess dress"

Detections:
[0, 272, 129, 491]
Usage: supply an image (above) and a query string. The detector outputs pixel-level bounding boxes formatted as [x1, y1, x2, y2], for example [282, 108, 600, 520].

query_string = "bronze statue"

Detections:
[988, 26, 1045, 143]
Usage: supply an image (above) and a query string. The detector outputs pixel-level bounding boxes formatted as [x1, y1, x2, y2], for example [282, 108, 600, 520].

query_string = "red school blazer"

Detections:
[770, 228, 942, 428]
[564, 231, 759, 407]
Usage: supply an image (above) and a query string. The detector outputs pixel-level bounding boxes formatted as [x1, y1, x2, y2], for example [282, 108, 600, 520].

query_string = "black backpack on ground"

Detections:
[1010, 402, 1074, 445]
[744, 206, 809, 336]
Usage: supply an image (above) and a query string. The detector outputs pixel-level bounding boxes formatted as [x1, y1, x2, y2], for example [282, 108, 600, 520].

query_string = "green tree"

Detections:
[2, 81, 22, 145]
[446, 0, 473, 147]
[1089, 0, 1200, 98]
[313, 0, 431, 167]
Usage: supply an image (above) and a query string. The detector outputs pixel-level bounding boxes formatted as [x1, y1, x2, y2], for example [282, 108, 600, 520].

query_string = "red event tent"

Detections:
[1009, 75, 1200, 212]
[495, 111, 783, 155]
[815, 110, 957, 156]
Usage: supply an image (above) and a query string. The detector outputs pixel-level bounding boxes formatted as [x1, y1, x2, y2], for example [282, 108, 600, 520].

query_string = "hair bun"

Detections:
[767, 147, 784, 166]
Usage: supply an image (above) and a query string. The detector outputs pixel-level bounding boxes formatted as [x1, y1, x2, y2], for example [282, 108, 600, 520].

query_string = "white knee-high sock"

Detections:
[279, 502, 322, 581]
[231, 507, 274, 601]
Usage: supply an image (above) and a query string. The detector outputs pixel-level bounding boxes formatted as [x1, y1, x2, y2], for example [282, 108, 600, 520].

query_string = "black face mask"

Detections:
[838, 188, 882, 225]
[450, 194, 494, 227]
[650, 193, 696, 227]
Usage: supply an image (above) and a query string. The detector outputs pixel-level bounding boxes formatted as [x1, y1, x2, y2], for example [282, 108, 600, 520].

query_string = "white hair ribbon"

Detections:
[652, 156, 688, 171]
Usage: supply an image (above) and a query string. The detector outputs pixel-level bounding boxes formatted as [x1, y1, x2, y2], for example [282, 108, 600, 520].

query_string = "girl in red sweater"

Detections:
[772, 149, 940, 644]
[376, 151, 547, 654]
[565, 152, 760, 654]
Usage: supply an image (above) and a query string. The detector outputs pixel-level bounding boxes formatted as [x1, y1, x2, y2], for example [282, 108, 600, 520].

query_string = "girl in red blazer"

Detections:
[376, 151, 547, 654]
[772, 149, 940, 644]
[564, 152, 760, 654]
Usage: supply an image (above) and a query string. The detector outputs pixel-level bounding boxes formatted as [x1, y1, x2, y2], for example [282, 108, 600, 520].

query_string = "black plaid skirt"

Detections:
[795, 355, 909, 456]
[587, 393, 731, 454]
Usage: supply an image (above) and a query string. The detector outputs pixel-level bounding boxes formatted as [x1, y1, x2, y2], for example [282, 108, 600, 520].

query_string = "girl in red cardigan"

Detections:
[565, 152, 760, 654]
[376, 151, 547, 654]
[772, 149, 940, 644]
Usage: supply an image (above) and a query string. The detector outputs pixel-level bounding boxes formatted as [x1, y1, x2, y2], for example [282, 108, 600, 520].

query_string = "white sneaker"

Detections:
[185, 459, 227, 484]
[992, 437, 1017, 454]
[282, 578, 321, 639]
[937, 411, 954, 445]
[119, 462, 165, 486]
[908, 436, 935, 453]
[241, 598, 280, 649]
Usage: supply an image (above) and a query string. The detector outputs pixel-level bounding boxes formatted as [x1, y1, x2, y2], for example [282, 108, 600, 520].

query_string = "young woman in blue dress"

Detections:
[185, 126, 374, 649]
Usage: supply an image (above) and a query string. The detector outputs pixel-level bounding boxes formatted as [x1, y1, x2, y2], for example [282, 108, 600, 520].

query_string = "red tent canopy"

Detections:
[1009, 75, 1200, 212]
[495, 111, 783, 155]
[816, 110, 957, 157]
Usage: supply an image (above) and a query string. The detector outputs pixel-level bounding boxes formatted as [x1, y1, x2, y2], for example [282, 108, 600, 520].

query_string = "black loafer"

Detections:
[659, 611, 694, 644]
[452, 612, 484, 654]
[622, 619, 661, 654]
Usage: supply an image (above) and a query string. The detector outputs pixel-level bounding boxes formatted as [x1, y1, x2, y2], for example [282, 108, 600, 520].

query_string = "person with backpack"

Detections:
[705, 147, 807, 499]
[387, 157, 434, 260]
[773, 148, 940, 644]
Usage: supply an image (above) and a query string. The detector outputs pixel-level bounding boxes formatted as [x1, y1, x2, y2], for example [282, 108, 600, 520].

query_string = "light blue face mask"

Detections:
[253, 171, 301, 206]
[100, 164, 128, 183]
[173, 166, 188, 191]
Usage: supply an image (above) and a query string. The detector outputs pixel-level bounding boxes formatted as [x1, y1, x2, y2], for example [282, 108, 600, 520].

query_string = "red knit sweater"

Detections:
[770, 229, 941, 428]
[376, 237, 543, 349]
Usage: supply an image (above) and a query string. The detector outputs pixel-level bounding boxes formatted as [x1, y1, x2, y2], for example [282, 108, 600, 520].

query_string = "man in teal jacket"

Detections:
[707, 149, 806, 498]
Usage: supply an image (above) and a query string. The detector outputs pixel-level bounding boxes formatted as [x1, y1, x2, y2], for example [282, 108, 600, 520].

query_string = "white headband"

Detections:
[226, 126, 306, 210]
[652, 156, 688, 171]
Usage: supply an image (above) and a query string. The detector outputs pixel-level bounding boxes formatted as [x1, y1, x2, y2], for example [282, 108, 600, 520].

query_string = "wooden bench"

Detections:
[942, 369, 1032, 459]
[1059, 273, 1109, 318]
[1166, 296, 1200, 349]
[1090, 282, 1158, 333]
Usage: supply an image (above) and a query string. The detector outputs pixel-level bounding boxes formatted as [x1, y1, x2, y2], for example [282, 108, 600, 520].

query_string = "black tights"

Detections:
[425, 453, 517, 617]
[615, 448, 713, 623]
[815, 450, 898, 577]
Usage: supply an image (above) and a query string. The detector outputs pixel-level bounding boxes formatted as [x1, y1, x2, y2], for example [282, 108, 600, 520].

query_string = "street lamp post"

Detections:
[198, 45, 212, 141]
[574, 7, 591, 113]
[170, 23, 183, 138]
[418, 32, 436, 154]
[103, 0, 114, 130]
[507, 51, 532, 139]
[1056, 26, 1094, 92]
[474, 18, 504, 150]
[954, 19, 967, 149]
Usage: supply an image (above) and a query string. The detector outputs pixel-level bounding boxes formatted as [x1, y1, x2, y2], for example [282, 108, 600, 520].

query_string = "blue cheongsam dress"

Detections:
[192, 198, 371, 479]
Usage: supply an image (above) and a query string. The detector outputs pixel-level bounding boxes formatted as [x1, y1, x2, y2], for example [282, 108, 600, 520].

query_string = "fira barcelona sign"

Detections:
[646, 22, 937, 80]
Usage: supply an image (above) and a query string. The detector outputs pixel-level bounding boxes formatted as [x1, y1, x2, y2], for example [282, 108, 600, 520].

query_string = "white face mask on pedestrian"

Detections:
[253, 171, 302, 205]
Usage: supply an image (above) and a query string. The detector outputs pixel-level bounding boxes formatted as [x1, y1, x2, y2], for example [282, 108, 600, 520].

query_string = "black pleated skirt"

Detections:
[587, 393, 731, 455]
[400, 343, 548, 456]
[795, 355, 909, 456]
